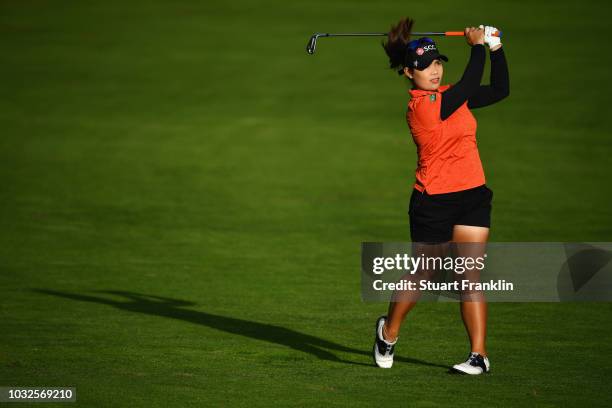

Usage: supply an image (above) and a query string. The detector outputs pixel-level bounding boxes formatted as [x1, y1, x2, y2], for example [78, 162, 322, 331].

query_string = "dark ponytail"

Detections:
[382, 17, 414, 75]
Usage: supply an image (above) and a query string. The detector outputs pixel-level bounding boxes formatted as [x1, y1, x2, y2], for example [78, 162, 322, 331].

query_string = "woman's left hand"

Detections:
[479, 25, 502, 51]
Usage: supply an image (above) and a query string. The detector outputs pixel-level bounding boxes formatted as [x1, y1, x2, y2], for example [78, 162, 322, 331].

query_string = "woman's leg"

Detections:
[452, 225, 489, 356]
[384, 242, 450, 341]
[384, 301, 416, 342]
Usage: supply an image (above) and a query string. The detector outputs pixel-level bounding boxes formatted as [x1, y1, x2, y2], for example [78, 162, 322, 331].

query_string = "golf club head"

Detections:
[306, 34, 318, 54]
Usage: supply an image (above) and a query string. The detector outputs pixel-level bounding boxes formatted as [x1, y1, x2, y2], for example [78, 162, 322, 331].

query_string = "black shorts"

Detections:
[409, 184, 493, 243]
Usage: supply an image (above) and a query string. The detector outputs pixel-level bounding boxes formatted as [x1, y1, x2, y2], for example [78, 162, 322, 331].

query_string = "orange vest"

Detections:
[407, 84, 485, 194]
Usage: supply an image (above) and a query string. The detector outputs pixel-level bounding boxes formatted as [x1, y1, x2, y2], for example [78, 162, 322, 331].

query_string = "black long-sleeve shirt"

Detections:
[440, 44, 509, 121]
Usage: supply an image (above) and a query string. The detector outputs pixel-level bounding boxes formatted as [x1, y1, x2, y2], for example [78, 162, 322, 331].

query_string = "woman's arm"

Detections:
[467, 46, 510, 109]
[440, 44, 486, 121]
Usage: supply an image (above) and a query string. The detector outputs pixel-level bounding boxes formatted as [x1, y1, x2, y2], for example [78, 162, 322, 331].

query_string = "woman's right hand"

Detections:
[465, 26, 485, 46]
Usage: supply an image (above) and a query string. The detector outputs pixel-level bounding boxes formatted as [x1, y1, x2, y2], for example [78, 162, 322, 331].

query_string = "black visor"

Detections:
[404, 37, 449, 72]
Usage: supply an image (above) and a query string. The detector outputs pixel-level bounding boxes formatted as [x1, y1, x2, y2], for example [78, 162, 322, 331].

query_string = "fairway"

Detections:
[1, 0, 612, 406]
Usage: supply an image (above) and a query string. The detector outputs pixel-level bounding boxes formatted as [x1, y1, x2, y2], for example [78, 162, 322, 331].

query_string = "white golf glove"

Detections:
[479, 24, 502, 49]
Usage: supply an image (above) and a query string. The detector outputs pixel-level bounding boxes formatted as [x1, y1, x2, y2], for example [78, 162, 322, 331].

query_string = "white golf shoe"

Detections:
[372, 316, 397, 368]
[452, 352, 490, 375]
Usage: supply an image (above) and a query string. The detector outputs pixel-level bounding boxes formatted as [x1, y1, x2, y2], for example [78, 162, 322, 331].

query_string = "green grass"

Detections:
[1, 0, 612, 406]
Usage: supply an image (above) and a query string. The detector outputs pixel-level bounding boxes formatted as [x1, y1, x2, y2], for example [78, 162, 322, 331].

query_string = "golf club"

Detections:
[306, 30, 501, 54]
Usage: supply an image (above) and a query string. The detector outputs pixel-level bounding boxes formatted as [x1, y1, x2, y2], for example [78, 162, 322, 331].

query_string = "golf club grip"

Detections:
[445, 30, 502, 37]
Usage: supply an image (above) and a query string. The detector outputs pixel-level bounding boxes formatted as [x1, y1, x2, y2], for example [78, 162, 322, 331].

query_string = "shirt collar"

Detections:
[408, 84, 451, 97]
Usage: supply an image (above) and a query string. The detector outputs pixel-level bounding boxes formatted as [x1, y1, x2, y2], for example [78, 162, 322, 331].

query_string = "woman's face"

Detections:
[404, 59, 444, 91]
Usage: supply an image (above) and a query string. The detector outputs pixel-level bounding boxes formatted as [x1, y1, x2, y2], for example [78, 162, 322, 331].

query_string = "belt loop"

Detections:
[416, 180, 425, 195]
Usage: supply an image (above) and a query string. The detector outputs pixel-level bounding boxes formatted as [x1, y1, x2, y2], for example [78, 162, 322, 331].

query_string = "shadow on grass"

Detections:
[33, 289, 448, 369]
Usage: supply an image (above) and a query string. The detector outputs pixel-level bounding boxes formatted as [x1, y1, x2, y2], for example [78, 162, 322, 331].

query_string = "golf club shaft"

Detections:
[306, 30, 501, 54]
[314, 32, 464, 37]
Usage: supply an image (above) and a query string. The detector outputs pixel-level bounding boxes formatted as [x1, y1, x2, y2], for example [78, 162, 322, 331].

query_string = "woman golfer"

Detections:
[373, 19, 509, 374]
